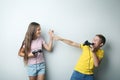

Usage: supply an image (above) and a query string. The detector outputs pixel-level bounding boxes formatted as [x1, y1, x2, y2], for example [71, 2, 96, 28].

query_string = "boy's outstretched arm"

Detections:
[54, 35, 80, 48]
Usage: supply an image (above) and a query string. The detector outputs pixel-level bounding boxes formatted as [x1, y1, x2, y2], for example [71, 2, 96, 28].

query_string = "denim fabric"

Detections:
[27, 62, 45, 76]
[70, 70, 94, 80]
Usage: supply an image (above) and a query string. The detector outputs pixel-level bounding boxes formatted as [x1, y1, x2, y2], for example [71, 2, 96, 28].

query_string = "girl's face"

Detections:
[92, 36, 103, 48]
[35, 26, 41, 38]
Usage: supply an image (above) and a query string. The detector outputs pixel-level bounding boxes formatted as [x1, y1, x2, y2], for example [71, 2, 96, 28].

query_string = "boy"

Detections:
[53, 34, 106, 80]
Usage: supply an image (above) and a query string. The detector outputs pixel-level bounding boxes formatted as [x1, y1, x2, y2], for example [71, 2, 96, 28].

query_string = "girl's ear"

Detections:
[100, 43, 103, 47]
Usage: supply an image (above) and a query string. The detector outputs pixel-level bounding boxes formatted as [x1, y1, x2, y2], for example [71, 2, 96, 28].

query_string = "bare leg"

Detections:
[29, 76, 37, 80]
[37, 74, 45, 80]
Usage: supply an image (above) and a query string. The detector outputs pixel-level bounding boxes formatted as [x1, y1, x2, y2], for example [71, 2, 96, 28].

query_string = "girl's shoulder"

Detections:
[38, 36, 46, 44]
[38, 36, 44, 40]
[37, 36, 45, 42]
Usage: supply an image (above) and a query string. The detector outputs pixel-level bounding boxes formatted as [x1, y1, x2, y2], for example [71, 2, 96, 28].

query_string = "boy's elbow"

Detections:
[94, 64, 99, 67]
[94, 59, 101, 67]
[94, 63, 100, 67]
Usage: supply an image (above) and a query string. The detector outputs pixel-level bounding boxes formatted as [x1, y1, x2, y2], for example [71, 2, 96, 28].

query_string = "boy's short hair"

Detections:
[96, 34, 106, 45]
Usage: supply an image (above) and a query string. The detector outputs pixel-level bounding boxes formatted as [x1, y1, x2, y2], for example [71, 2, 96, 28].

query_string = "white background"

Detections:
[0, 0, 120, 80]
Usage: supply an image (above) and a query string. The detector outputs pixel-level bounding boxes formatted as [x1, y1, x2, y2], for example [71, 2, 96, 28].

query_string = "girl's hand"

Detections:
[28, 52, 35, 58]
[49, 29, 54, 39]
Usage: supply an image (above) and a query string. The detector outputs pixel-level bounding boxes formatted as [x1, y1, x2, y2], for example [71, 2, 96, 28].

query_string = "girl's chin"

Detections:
[37, 34, 40, 37]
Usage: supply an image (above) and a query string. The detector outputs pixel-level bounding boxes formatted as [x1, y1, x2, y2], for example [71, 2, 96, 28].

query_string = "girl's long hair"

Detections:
[19, 22, 40, 65]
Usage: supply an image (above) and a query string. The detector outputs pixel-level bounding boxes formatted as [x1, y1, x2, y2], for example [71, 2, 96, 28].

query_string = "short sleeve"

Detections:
[97, 50, 104, 60]
[41, 37, 46, 45]
[80, 44, 84, 49]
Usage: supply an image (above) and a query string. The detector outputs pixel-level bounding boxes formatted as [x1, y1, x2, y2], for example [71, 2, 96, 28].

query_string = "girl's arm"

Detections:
[18, 47, 34, 57]
[54, 35, 80, 48]
[18, 47, 25, 57]
[43, 30, 54, 51]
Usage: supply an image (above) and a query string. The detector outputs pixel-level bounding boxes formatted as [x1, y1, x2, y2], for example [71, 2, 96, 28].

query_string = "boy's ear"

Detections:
[100, 43, 103, 47]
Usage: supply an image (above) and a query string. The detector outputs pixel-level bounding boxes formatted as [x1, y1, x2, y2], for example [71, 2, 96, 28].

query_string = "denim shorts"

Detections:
[70, 70, 94, 80]
[27, 62, 45, 76]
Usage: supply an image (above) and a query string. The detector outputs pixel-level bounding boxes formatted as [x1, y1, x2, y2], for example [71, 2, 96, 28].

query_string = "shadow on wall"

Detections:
[94, 42, 111, 80]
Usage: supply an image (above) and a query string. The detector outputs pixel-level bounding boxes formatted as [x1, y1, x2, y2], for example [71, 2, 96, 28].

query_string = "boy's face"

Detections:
[92, 36, 103, 48]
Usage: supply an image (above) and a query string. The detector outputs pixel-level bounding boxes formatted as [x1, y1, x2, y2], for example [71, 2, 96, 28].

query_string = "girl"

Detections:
[18, 22, 54, 80]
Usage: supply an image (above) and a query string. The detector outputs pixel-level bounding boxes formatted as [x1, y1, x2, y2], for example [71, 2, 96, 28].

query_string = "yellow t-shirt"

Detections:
[74, 44, 104, 75]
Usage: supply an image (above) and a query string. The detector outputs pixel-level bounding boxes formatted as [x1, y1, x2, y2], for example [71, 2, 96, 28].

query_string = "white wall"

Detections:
[0, 0, 120, 80]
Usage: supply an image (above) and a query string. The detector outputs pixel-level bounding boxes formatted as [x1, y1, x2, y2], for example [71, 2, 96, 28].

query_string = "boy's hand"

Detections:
[91, 47, 97, 53]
